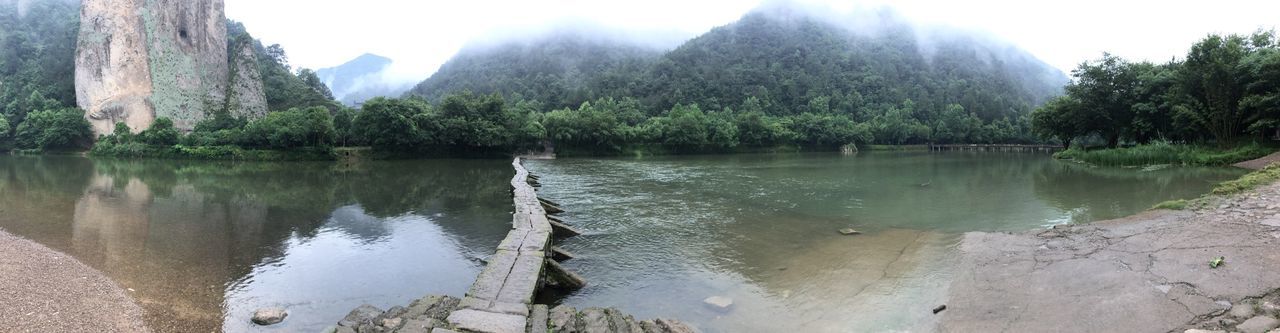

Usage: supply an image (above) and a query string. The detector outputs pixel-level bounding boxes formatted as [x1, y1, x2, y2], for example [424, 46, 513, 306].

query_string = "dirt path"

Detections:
[939, 181, 1280, 333]
[0, 229, 149, 333]
[1234, 151, 1280, 170]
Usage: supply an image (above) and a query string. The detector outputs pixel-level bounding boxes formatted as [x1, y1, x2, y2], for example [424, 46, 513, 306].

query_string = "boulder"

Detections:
[339, 304, 385, 327]
[1239, 316, 1280, 333]
[1234, 303, 1259, 319]
[251, 307, 287, 326]
[548, 305, 578, 333]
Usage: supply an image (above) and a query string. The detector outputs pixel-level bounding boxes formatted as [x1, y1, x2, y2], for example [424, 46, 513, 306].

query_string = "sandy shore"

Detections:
[940, 178, 1280, 332]
[0, 229, 149, 333]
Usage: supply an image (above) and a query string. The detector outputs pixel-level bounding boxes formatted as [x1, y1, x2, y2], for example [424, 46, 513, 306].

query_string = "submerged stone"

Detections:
[251, 307, 287, 325]
[703, 296, 734, 311]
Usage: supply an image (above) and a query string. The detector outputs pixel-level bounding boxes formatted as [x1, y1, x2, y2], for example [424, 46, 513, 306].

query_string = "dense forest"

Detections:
[406, 5, 1069, 148]
[0, 0, 81, 149]
[1032, 31, 1280, 148]
[0, 0, 340, 151]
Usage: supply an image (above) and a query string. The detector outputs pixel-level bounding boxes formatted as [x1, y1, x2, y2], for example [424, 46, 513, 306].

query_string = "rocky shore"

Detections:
[940, 174, 1280, 333]
[324, 294, 697, 333]
[0, 229, 149, 333]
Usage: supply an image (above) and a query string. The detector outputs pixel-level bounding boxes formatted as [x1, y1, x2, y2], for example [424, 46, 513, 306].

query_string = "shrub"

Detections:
[241, 107, 335, 149]
[13, 108, 92, 150]
[139, 117, 180, 146]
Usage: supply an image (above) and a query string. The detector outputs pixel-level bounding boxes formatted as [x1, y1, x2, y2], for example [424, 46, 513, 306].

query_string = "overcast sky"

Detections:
[224, 0, 1279, 83]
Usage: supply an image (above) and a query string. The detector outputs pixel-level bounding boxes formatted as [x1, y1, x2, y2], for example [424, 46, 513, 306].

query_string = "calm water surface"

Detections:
[524, 152, 1246, 332]
[0, 152, 1245, 332]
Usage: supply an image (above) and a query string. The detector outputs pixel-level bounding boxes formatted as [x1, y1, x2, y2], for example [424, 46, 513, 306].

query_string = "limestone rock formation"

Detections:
[226, 43, 268, 119]
[75, 0, 155, 135]
[76, 0, 245, 135]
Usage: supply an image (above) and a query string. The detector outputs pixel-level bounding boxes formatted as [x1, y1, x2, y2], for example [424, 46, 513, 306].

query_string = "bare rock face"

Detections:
[226, 43, 268, 119]
[75, 0, 155, 135]
[76, 0, 231, 135]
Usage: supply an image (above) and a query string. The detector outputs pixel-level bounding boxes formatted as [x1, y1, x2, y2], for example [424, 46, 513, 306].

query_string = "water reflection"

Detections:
[0, 156, 514, 332]
[0, 153, 1247, 333]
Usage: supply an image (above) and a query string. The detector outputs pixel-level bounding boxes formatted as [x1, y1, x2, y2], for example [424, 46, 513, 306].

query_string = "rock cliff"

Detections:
[226, 42, 267, 119]
[76, 0, 264, 135]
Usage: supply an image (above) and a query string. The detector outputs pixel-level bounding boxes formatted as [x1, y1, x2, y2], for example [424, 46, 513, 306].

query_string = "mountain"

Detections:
[407, 3, 1068, 122]
[316, 53, 411, 106]
[406, 30, 665, 108]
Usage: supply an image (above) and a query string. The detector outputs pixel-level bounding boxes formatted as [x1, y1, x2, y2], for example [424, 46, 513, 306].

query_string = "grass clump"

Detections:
[1212, 164, 1280, 195]
[1055, 142, 1273, 167]
[1152, 199, 1190, 210]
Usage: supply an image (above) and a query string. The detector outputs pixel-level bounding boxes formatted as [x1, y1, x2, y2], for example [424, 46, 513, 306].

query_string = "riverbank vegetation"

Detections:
[1033, 30, 1280, 165]
[1055, 142, 1273, 167]
[1212, 164, 1280, 195]
[90, 107, 338, 160]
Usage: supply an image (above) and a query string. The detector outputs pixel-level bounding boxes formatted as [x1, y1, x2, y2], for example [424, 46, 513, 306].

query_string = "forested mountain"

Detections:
[226, 21, 340, 113]
[0, 0, 79, 125]
[406, 3, 1069, 146]
[406, 30, 666, 109]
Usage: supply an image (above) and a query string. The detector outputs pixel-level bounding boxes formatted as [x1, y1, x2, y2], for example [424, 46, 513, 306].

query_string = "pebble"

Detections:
[251, 307, 287, 326]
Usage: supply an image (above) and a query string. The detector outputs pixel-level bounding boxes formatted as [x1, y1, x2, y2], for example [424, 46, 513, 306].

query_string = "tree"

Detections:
[352, 97, 428, 150]
[1031, 96, 1085, 148]
[242, 107, 336, 148]
[13, 108, 92, 149]
[1180, 34, 1250, 145]
[139, 117, 179, 146]
[1067, 53, 1141, 147]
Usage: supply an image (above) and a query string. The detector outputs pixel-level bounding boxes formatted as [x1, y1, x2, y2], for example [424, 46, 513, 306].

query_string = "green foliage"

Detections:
[543, 101, 627, 151]
[0, 1, 79, 127]
[1054, 142, 1273, 167]
[406, 9, 1067, 146]
[1033, 31, 1280, 147]
[226, 21, 341, 112]
[91, 142, 333, 161]
[13, 108, 92, 150]
[241, 107, 335, 149]
[139, 117, 180, 146]
[786, 112, 872, 147]
[94, 108, 337, 160]
[1212, 164, 1280, 195]
[352, 97, 429, 150]
[1151, 199, 1188, 210]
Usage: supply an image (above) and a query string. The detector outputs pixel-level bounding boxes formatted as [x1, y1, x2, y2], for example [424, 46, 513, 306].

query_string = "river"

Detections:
[0, 152, 1246, 332]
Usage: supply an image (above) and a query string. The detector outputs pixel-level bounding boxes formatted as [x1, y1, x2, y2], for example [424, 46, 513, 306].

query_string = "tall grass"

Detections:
[1054, 142, 1273, 167]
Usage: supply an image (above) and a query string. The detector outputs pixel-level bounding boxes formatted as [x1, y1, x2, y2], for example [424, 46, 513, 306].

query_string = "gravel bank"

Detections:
[0, 229, 149, 333]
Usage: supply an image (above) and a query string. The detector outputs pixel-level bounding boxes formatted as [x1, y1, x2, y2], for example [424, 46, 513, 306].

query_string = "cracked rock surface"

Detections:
[940, 181, 1280, 333]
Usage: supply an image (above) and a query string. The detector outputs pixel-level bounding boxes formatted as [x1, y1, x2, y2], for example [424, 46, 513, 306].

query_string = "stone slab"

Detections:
[447, 309, 527, 333]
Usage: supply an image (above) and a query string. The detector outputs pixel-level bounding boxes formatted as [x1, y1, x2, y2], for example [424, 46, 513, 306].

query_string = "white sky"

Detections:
[224, 0, 1279, 83]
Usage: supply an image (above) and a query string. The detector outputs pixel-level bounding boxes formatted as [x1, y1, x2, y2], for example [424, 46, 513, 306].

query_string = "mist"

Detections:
[225, 0, 1279, 89]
